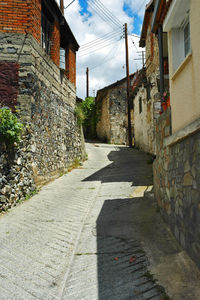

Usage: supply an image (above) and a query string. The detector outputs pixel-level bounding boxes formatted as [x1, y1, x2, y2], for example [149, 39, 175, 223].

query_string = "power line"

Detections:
[89, 0, 121, 29]
[82, 0, 121, 30]
[80, 28, 123, 49]
[64, 0, 76, 9]
[90, 39, 122, 70]
[79, 31, 123, 52]
[78, 38, 121, 57]
[91, 0, 123, 27]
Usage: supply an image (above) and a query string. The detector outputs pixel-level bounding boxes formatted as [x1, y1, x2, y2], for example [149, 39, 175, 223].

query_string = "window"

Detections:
[41, 12, 53, 55]
[163, 0, 191, 73]
[139, 97, 142, 114]
[146, 82, 151, 101]
[60, 48, 66, 69]
[184, 20, 190, 57]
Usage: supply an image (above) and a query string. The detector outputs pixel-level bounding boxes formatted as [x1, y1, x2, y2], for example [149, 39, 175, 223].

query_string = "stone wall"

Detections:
[0, 32, 85, 211]
[109, 85, 127, 144]
[133, 71, 161, 154]
[96, 81, 128, 145]
[153, 109, 200, 269]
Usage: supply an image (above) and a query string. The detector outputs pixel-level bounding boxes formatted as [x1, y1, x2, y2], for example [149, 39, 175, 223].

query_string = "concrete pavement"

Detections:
[0, 143, 200, 300]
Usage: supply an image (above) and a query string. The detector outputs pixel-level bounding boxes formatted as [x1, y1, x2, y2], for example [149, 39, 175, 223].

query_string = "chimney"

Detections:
[60, 0, 64, 14]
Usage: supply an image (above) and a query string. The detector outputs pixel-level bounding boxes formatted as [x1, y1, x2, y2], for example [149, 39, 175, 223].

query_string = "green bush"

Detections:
[0, 107, 23, 146]
[82, 97, 97, 138]
[75, 104, 85, 126]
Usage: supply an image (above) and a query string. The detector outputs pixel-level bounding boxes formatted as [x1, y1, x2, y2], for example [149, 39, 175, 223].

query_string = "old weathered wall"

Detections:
[133, 71, 161, 154]
[109, 86, 127, 144]
[96, 90, 111, 142]
[153, 110, 200, 269]
[0, 33, 85, 210]
[96, 81, 128, 145]
[145, 14, 159, 79]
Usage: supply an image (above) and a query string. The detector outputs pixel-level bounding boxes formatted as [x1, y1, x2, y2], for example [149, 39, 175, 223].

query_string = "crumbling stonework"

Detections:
[0, 33, 85, 211]
[132, 70, 161, 154]
[153, 109, 200, 269]
[96, 75, 135, 145]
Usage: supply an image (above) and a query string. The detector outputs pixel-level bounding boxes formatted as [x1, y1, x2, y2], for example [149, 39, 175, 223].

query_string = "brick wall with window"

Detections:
[0, 0, 78, 85]
[65, 47, 76, 86]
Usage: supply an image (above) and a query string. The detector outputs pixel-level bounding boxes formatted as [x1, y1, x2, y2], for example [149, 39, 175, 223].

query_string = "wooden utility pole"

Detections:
[60, 0, 64, 14]
[125, 23, 132, 148]
[86, 67, 89, 98]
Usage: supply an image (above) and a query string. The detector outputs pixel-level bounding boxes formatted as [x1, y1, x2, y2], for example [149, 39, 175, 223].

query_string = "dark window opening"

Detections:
[41, 10, 53, 55]
[184, 20, 190, 57]
[139, 97, 142, 114]
[146, 82, 151, 101]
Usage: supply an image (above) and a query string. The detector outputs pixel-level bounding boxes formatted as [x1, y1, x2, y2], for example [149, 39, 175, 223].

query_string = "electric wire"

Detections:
[90, 39, 122, 70]
[79, 30, 123, 52]
[78, 38, 122, 57]
[89, 0, 122, 29]
[80, 28, 123, 49]
[91, 0, 123, 27]
[82, 0, 121, 30]
[64, 0, 76, 9]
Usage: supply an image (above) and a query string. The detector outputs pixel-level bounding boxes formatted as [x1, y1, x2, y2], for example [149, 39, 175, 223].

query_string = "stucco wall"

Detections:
[168, 0, 200, 133]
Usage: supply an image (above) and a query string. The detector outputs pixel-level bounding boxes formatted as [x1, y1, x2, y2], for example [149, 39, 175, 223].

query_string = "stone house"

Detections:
[152, 0, 200, 269]
[131, 0, 169, 154]
[96, 74, 136, 145]
[0, 0, 85, 211]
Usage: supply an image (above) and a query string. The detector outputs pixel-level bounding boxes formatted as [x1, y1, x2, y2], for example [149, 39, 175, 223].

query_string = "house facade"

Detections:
[132, 0, 168, 154]
[162, 0, 200, 133]
[0, 0, 85, 211]
[96, 75, 135, 145]
[152, 0, 200, 269]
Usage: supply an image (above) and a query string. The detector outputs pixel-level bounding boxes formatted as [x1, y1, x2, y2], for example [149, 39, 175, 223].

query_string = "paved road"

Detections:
[0, 143, 200, 300]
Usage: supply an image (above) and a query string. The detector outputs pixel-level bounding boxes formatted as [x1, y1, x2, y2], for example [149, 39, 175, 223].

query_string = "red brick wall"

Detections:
[0, 62, 19, 111]
[0, 0, 41, 43]
[50, 21, 60, 67]
[65, 47, 76, 86]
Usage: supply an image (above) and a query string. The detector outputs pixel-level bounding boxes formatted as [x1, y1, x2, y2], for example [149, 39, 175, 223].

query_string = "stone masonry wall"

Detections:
[133, 71, 161, 155]
[109, 85, 127, 145]
[153, 109, 200, 269]
[0, 33, 85, 211]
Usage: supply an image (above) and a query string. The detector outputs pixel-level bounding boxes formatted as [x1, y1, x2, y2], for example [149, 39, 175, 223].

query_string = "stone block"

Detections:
[183, 172, 193, 186]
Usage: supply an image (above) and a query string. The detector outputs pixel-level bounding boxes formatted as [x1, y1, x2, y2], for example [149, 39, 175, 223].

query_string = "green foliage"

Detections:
[75, 97, 99, 138]
[0, 107, 23, 146]
[75, 104, 85, 126]
[82, 97, 97, 138]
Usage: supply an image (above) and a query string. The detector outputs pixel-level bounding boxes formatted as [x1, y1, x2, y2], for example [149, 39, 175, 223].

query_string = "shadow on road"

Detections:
[83, 147, 153, 186]
[95, 197, 169, 300]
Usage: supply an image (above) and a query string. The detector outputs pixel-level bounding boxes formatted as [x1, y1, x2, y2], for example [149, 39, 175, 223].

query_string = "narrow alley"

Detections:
[0, 143, 200, 300]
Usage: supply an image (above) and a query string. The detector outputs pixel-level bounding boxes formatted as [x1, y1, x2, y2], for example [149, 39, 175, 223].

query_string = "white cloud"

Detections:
[56, 0, 148, 98]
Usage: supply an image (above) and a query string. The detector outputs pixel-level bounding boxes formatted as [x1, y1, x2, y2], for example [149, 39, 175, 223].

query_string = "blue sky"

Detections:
[63, 0, 149, 98]
[78, 0, 144, 35]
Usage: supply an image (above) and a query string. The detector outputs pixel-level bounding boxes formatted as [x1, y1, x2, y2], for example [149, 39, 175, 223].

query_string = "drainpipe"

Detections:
[60, 0, 64, 14]
[158, 25, 164, 101]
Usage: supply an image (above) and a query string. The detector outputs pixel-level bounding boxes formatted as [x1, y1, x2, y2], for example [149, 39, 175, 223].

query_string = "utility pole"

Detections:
[124, 23, 132, 148]
[60, 0, 64, 14]
[86, 67, 89, 98]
